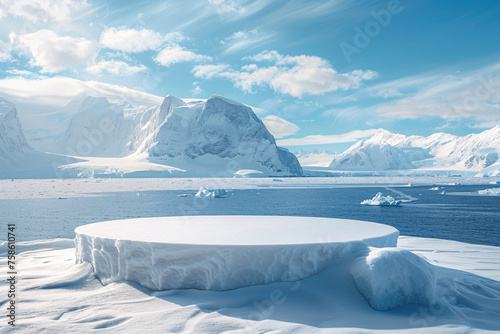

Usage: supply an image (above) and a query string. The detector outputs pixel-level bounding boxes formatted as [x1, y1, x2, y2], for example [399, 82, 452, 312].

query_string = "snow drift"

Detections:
[350, 247, 436, 311]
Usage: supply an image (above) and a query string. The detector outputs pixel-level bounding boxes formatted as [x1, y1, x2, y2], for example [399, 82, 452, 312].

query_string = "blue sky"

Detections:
[1, 0, 500, 152]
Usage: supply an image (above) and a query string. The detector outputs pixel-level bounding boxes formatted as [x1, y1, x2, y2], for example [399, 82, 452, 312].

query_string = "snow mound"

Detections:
[478, 188, 500, 195]
[75, 216, 399, 291]
[350, 247, 436, 311]
[361, 192, 402, 206]
[195, 187, 227, 198]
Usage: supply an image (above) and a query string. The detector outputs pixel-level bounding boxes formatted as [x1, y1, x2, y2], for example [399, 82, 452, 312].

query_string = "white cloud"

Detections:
[0, 76, 162, 113]
[276, 129, 378, 146]
[373, 65, 500, 120]
[0, 0, 87, 23]
[164, 31, 188, 43]
[100, 28, 185, 54]
[192, 64, 230, 79]
[261, 115, 299, 138]
[5, 69, 48, 79]
[469, 119, 500, 129]
[17, 29, 97, 73]
[0, 40, 12, 61]
[374, 88, 403, 98]
[192, 85, 203, 96]
[193, 50, 377, 98]
[221, 29, 274, 54]
[100, 27, 165, 53]
[155, 44, 212, 67]
[208, 0, 246, 14]
[86, 60, 147, 76]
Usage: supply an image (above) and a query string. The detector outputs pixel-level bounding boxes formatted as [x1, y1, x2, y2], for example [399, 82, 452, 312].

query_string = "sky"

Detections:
[1, 0, 500, 152]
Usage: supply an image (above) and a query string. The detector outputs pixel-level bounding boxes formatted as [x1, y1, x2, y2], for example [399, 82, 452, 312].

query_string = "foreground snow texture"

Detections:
[2, 236, 500, 333]
[361, 192, 402, 206]
[75, 216, 399, 291]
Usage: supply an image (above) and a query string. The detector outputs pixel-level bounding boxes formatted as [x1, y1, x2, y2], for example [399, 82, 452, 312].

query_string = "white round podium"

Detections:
[75, 216, 399, 291]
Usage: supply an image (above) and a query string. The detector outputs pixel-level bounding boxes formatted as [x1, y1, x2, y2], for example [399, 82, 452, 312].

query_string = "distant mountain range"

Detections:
[328, 128, 500, 176]
[2, 92, 499, 178]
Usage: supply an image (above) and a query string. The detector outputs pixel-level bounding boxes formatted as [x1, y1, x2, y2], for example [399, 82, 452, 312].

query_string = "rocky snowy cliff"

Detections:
[55, 95, 303, 176]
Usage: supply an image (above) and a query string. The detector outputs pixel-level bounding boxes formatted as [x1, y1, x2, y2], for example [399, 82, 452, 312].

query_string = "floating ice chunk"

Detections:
[361, 192, 401, 206]
[195, 187, 227, 198]
[478, 188, 500, 195]
[350, 248, 436, 311]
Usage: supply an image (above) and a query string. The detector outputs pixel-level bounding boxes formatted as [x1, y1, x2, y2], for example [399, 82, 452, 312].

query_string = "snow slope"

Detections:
[329, 127, 500, 172]
[0, 97, 80, 174]
[2, 235, 499, 333]
[0, 97, 33, 167]
[57, 96, 143, 157]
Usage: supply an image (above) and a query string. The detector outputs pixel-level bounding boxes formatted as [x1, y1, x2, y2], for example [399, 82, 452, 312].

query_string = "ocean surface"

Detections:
[3, 184, 500, 246]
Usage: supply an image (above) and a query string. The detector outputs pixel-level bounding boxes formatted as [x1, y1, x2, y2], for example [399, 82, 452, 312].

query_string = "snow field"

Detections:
[2, 235, 500, 333]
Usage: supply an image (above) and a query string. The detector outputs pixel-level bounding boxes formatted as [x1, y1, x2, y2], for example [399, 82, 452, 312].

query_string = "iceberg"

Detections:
[361, 192, 402, 206]
[195, 187, 227, 198]
[478, 188, 500, 195]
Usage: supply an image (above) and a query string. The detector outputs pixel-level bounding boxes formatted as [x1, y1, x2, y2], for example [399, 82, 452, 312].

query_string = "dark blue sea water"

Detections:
[2, 185, 500, 246]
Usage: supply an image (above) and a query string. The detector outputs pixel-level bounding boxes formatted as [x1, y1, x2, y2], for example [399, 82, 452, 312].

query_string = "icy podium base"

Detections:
[75, 216, 399, 291]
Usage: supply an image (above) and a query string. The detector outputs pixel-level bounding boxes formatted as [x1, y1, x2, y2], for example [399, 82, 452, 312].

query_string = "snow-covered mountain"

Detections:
[56, 95, 303, 176]
[0, 97, 80, 175]
[57, 96, 141, 157]
[329, 128, 500, 171]
[0, 97, 33, 167]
